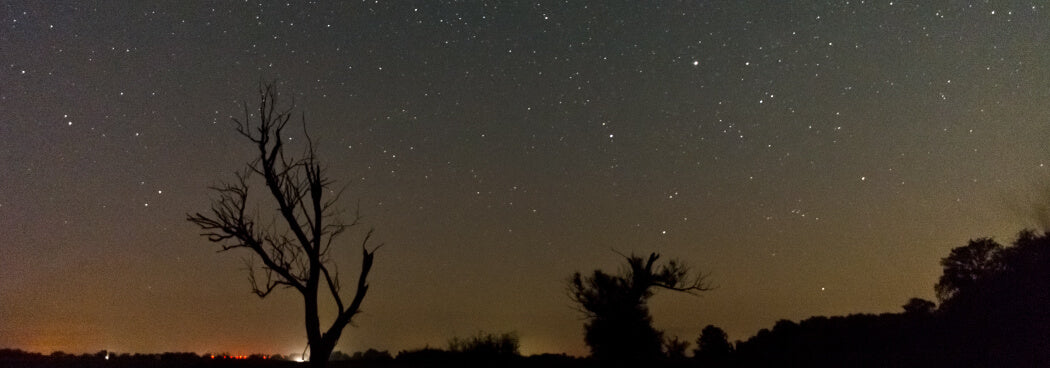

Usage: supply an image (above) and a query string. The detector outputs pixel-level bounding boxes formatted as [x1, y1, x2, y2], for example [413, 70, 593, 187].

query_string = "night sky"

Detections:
[3, 0, 1050, 358]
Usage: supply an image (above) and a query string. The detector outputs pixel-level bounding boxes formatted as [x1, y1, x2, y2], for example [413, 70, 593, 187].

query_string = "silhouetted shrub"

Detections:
[351, 348, 393, 362]
[447, 331, 520, 356]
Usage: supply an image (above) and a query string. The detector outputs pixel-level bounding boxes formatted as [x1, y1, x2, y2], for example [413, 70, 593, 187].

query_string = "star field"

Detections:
[2, 0, 1050, 357]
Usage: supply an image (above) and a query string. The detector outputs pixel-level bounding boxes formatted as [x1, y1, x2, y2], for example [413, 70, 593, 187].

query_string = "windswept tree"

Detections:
[569, 252, 709, 367]
[188, 83, 380, 368]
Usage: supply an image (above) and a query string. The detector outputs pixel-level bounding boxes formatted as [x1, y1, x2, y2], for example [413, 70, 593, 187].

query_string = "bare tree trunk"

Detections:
[309, 343, 333, 368]
[187, 83, 380, 368]
[304, 287, 322, 364]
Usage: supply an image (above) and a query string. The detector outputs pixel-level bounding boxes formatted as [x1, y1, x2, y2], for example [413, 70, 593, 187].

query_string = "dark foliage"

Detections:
[731, 229, 1050, 367]
[350, 349, 394, 362]
[935, 230, 1050, 366]
[662, 335, 690, 363]
[733, 312, 939, 367]
[392, 347, 585, 368]
[0, 349, 588, 368]
[935, 238, 1002, 302]
[0, 350, 294, 368]
[900, 297, 936, 315]
[693, 325, 733, 367]
[569, 252, 709, 367]
[447, 331, 520, 356]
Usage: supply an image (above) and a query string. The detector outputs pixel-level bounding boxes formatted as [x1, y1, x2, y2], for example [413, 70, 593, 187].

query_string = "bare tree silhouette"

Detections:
[569, 252, 709, 367]
[188, 83, 380, 368]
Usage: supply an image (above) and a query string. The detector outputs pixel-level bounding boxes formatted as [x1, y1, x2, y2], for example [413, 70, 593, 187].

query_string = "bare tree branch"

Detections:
[188, 82, 378, 367]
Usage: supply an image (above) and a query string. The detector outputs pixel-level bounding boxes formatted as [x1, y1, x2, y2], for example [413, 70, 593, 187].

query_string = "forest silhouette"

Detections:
[5, 228, 1050, 367]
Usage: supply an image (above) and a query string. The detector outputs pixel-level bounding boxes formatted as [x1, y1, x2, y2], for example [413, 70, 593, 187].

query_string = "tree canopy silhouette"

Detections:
[934, 237, 1002, 303]
[693, 324, 733, 367]
[934, 230, 1050, 366]
[900, 297, 935, 315]
[188, 83, 380, 368]
[569, 252, 708, 367]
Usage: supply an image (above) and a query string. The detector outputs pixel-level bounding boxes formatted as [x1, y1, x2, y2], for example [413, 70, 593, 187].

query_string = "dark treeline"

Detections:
[0, 349, 296, 368]
[715, 229, 1050, 368]
[0, 336, 587, 368]
[0, 349, 288, 368]
[5, 230, 1049, 368]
